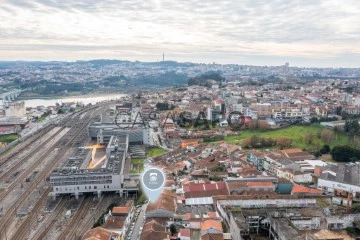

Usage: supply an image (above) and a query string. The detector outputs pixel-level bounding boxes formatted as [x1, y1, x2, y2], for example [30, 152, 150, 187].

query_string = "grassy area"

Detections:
[131, 158, 144, 173]
[221, 125, 352, 151]
[36, 112, 50, 123]
[146, 147, 166, 158]
[0, 134, 18, 143]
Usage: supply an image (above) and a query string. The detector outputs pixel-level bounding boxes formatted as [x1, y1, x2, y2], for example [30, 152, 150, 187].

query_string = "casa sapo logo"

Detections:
[115, 110, 246, 130]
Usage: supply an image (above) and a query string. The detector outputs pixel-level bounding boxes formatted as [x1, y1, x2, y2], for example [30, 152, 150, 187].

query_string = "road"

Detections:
[130, 203, 148, 240]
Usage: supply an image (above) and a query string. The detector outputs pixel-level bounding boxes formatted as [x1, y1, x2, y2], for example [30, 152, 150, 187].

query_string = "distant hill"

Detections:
[188, 72, 225, 88]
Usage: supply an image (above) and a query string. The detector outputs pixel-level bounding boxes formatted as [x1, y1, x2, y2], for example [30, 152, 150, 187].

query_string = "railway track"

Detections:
[10, 188, 52, 239]
[0, 127, 67, 203]
[77, 193, 117, 237]
[56, 196, 93, 240]
[0, 103, 98, 165]
[0, 124, 55, 166]
[0, 126, 66, 184]
[31, 198, 68, 240]
[0, 109, 97, 239]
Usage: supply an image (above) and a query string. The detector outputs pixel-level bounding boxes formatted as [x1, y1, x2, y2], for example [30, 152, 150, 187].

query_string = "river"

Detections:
[19, 94, 127, 108]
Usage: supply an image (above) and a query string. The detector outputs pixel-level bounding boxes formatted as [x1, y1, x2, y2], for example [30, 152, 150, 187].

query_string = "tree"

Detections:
[334, 126, 339, 140]
[247, 120, 258, 130]
[320, 144, 331, 154]
[170, 223, 177, 236]
[304, 133, 314, 145]
[310, 117, 318, 123]
[321, 129, 334, 144]
[276, 138, 292, 149]
[241, 137, 252, 148]
[335, 106, 343, 115]
[344, 119, 360, 134]
[250, 135, 261, 147]
[330, 145, 360, 162]
[314, 151, 322, 158]
[258, 120, 270, 130]
[188, 72, 225, 87]
[57, 108, 66, 114]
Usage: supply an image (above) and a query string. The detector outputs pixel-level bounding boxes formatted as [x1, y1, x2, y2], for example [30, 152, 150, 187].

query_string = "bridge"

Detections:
[0, 90, 23, 103]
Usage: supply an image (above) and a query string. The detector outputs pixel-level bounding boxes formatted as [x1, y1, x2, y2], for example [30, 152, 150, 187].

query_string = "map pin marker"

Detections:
[141, 167, 166, 202]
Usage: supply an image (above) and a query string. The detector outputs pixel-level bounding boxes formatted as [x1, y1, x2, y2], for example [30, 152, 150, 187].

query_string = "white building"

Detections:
[317, 163, 360, 198]
[50, 135, 132, 199]
[5, 101, 26, 118]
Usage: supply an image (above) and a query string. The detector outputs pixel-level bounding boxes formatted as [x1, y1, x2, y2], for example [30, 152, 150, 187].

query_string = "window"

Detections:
[107, 185, 109, 189]
[56, 188, 58, 191]
[85, 186, 87, 190]
[89, 186, 91, 189]
[94, 186, 97, 189]
[77, 187, 79, 190]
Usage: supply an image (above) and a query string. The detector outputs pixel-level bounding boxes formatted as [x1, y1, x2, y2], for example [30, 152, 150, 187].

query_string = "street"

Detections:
[130, 202, 148, 240]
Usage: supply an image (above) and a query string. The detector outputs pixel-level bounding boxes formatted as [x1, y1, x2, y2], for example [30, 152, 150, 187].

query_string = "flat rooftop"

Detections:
[51, 135, 128, 176]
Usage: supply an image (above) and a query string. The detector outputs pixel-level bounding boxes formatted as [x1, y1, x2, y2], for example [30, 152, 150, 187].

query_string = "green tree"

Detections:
[330, 145, 360, 162]
[344, 119, 360, 134]
[170, 223, 177, 236]
[320, 144, 330, 154]
[314, 151, 322, 158]
[310, 117, 318, 123]
[57, 108, 66, 114]
[335, 106, 343, 115]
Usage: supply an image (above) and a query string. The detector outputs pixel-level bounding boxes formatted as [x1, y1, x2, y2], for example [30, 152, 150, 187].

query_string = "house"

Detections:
[278, 168, 312, 183]
[291, 185, 322, 197]
[105, 201, 134, 235]
[178, 228, 191, 240]
[102, 216, 126, 237]
[82, 227, 120, 240]
[183, 182, 229, 199]
[146, 190, 176, 218]
[140, 218, 170, 240]
[201, 219, 223, 236]
[317, 163, 360, 198]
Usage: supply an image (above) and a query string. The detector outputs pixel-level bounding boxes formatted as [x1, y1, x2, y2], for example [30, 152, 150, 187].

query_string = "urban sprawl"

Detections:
[1, 61, 360, 240]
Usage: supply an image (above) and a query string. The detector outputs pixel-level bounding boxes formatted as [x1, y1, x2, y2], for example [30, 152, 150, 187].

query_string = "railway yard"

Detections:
[0, 102, 123, 240]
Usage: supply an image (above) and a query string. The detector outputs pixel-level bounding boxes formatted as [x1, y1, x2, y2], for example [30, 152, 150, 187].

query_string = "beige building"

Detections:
[5, 101, 26, 118]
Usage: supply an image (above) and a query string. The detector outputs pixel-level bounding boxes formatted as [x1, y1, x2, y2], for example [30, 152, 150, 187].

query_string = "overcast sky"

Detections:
[1, 0, 360, 67]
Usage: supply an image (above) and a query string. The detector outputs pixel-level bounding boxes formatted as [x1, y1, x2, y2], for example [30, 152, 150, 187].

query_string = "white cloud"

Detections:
[0, 0, 360, 66]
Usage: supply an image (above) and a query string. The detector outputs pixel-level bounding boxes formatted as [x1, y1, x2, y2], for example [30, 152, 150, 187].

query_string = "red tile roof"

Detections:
[291, 185, 322, 195]
[201, 219, 223, 232]
[184, 182, 227, 193]
[146, 190, 176, 213]
[179, 228, 191, 237]
[112, 206, 131, 215]
[102, 216, 126, 230]
[82, 227, 120, 240]
[201, 234, 224, 240]
[140, 219, 169, 240]
[207, 212, 218, 219]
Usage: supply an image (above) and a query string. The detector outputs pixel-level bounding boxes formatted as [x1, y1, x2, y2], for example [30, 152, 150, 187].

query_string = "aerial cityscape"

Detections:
[1, 0, 360, 240]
